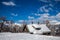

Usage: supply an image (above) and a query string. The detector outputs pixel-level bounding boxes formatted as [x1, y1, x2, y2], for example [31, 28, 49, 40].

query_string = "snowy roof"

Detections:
[27, 24, 51, 34]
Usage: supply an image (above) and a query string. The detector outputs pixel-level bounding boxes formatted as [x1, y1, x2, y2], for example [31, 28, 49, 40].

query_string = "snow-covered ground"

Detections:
[0, 32, 60, 40]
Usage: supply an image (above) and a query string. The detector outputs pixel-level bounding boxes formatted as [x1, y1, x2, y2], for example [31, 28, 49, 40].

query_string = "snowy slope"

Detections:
[0, 33, 60, 40]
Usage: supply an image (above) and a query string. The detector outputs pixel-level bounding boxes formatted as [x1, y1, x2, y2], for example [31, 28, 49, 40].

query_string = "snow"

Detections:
[0, 33, 60, 40]
[27, 24, 51, 34]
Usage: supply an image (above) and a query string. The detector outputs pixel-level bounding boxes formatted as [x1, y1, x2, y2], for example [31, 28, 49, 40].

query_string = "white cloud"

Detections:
[36, 13, 49, 17]
[41, 13, 49, 18]
[18, 20, 24, 22]
[28, 16, 34, 19]
[38, 7, 44, 12]
[48, 8, 53, 11]
[49, 4, 53, 7]
[38, 4, 54, 13]
[49, 16, 56, 20]
[36, 13, 56, 22]
[2, 1, 16, 6]
[44, 9, 49, 12]
[38, 5, 49, 13]
[27, 12, 60, 23]
[15, 13, 60, 23]
[37, 13, 60, 22]
[35, 13, 41, 16]
[11, 13, 18, 16]
[38, 13, 49, 21]
[30, 4, 60, 23]
[14, 13, 60, 24]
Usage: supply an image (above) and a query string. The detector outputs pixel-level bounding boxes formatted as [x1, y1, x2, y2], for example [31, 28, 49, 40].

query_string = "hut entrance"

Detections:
[22, 24, 29, 32]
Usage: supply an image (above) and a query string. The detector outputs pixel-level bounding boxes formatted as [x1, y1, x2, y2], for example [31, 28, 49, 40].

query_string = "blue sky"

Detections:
[0, 0, 60, 23]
